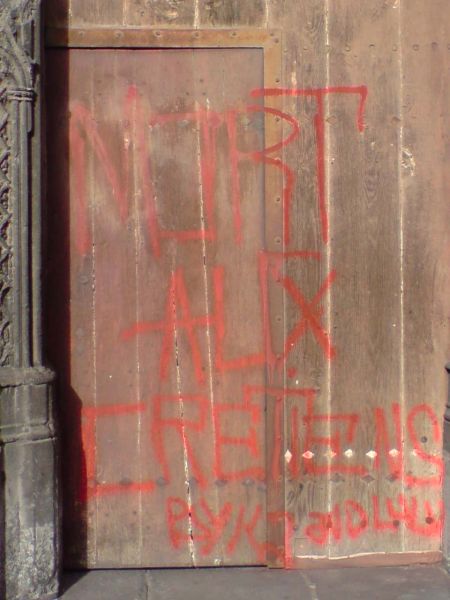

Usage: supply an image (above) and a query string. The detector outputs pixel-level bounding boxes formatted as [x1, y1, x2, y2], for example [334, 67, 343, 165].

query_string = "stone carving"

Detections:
[0, 88, 13, 365]
[0, 0, 38, 25]
[0, 0, 39, 365]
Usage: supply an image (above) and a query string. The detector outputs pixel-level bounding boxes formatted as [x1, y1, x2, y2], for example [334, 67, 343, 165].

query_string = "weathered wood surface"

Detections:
[44, 0, 450, 567]
[45, 0, 268, 28]
[46, 46, 270, 567]
[401, 0, 450, 553]
[326, 0, 402, 560]
[199, 0, 267, 27]
[269, 0, 332, 563]
[125, 0, 197, 27]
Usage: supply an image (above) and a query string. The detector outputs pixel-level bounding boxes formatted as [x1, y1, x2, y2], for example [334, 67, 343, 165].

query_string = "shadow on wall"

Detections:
[43, 0, 88, 589]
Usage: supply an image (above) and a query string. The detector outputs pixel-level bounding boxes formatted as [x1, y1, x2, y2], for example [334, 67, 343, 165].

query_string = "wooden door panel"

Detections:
[46, 47, 270, 567]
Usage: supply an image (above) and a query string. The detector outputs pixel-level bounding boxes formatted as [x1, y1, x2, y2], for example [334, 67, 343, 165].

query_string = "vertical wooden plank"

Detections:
[69, 0, 125, 27]
[327, 0, 402, 558]
[125, 0, 196, 27]
[260, 43, 286, 566]
[195, 48, 267, 565]
[267, 0, 332, 564]
[401, 0, 450, 554]
[87, 50, 143, 566]
[198, 0, 267, 27]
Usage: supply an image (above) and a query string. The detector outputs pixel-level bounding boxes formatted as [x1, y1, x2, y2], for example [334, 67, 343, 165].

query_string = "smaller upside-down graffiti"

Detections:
[167, 497, 295, 566]
[305, 494, 444, 545]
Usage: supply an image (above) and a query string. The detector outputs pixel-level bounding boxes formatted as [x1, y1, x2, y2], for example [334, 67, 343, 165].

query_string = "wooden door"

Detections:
[44, 7, 449, 571]
[45, 44, 286, 568]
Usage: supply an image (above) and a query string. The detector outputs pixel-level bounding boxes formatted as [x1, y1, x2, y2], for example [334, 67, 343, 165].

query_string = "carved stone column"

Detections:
[0, 2, 60, 599]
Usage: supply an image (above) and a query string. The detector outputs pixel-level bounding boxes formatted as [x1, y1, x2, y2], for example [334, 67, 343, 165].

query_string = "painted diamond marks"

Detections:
[284, 449, 293, 463]
[302, 451, 314, 460]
